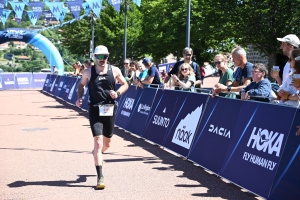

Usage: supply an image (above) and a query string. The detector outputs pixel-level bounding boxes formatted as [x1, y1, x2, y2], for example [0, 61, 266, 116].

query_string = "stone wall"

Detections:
[246, 44, 269, 65]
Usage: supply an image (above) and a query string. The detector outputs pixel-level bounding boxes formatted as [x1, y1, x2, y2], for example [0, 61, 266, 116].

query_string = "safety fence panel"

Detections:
[0, 73, 48, 90]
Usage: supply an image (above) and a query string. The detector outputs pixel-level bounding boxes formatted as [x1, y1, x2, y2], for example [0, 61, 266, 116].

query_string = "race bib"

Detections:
[99, 104, 114, 116]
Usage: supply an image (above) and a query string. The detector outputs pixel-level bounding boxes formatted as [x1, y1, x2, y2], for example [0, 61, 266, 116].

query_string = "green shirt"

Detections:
[219, 68, 236, 98]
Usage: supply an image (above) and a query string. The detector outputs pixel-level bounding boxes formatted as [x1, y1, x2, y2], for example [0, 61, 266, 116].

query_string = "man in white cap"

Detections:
[76, 45, 128, 189]
[272, 34, 300, 85]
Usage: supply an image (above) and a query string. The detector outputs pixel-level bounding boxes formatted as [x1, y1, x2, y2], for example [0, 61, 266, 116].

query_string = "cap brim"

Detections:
[277, 38, 285, 42]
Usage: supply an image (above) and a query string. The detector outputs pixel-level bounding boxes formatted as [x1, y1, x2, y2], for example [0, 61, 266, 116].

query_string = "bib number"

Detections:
[99, 104, 114, 116]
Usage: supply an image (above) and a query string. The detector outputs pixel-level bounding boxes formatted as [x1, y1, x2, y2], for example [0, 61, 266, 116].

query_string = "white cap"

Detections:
[94, 45, 109, 54]
[277, 34, 300, 48]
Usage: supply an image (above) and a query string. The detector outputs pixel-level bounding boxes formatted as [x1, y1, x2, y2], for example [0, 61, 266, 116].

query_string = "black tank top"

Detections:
[88, 64, 116, 106]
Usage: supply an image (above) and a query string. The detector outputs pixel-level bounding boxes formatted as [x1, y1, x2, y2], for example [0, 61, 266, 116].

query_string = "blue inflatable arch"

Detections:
[0, 28, 64, 75]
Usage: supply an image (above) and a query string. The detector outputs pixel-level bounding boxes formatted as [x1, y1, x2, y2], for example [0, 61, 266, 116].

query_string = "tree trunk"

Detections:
[177, 49, 181, 61]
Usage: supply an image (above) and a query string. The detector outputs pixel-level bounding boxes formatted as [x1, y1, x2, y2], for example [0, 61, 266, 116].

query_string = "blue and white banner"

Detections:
[133, 0, 141, 7]
[45, 2, 64, 21]
[86, 0, 102, 18]
[66, 0, 83, 19]
[9, 2, 26, 18]
[108, 0, 121, 13]
[28, 2, 44, 20]
[43, 10, 53, 24]
[82, 1, 90, 15]
[1, 9, 11, 25]
[22, 0, 29, 5]
[32, 73, 47, 88]
[15, 73, 32, 89]
[27, 11, 38, 26]
[0, 0, 6, 15]
[1, 74, 16, 90]
[59, 7, 68, 23]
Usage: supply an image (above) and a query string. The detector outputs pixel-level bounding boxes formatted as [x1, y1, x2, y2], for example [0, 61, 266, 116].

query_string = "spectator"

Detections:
[90, 59, 95, 67]
[139, 58, 162, 88]
[134, 61, 149, 88]
[201, 65, 205, 84]
[271, 34, 300, 85]
[164, 47, 201, 88]
[161, 69, 167, 82]
[214, 46, 253, 94]
[84, 60, 92, 68]
[240, 63, 271, 101]
[130, 61, 139, 84]
[212, 54, 235, 98]
[276, 49, 300, 108]
[72, 63, 80, 76]
[52, 65, 58, 75]
[123, 59, 130, 82]
[170, 63, 195, 92]
[79, 64, 86, 76]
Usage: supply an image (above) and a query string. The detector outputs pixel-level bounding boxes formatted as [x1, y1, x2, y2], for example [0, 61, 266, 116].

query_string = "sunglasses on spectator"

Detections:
[214, 61, 223, 65]
[185, 54, 192, 57]
[124, 63, 129, 65]
[181, 68, 188, 71]
[251, 70, 262, 73]
[95, 54, 109, 60]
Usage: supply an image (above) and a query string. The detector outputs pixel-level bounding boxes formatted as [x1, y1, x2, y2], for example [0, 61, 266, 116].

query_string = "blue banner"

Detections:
[115, 86, 141, 129]
[42, 74, 51, 91]
[126, 88, 158, 136]
[1, 74, 16, 90]
[268, 109, 300, 199]
[15, 73, 32, 89]
[188, 97, 243, 173]
[57, 76, 70, 99]
[108, 0, 121, 13]
[49, 75, 59, 95]
[162, 92, 207, 157]
[66, 0, 83, 19]
[86, 0, 102, 18]
[133, 0, 141, 7]
[28, 2, 44, 20]
[43, 10, 53, 24]
[63, 77, 77, 101]
[219, 102, 296, 199]
[59, 7, 68, 23]
[1, 9, 11, 25]
[27, 11, 38, 26]
[0, 0, 6, 17]
[32, 73, 47, 88]
[82, 1, 90, 15]
[54, 75, 66, 97]
[45, 2, 64, 21]
[9, 2, 26, 18]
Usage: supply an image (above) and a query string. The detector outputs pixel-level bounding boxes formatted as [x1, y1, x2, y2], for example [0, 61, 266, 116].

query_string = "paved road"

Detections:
[0, 89, 260, 200]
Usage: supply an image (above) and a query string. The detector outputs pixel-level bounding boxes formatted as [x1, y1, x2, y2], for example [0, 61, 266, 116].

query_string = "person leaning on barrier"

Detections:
[214, 46, 253, 94]
[169, 63, 196, 92]
[84, 59, 92, 69]
[271, 34, 300, 85]
[164, 47, 201, 88]
[138, 58, 162, 88]
[75, 45, 129, 189]
[134, 61, 149, 89]
[240, 63, 271, 101]
[212, 54, 235, 98]
[275, 49, 300, 108]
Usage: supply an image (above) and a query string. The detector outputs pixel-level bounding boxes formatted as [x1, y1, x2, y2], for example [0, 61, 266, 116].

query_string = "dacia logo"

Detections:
[123, 98, 135, 110]
[247, 127, 284, 157]
[208, 124, 230, 138]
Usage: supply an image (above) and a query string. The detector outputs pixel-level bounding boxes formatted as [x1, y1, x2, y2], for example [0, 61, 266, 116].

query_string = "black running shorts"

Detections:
[88, 104, 117, 138]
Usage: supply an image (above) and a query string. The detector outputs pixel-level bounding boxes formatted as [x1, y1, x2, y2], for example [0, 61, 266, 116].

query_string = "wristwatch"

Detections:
[227, 86, 231, 92]
[117, 91, 121, 97]
[177, 79, 179, 82]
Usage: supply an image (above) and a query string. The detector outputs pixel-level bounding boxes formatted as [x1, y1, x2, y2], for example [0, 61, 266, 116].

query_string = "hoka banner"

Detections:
[66, 0, 83, 19]
[1, 74, 16, 90]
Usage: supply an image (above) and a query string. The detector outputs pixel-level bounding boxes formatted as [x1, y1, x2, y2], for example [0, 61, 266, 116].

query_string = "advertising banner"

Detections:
[45, 74, 56, 93]
[114, 86, 142, 129]
[54, 75, 66, 97]
[1, 73, 16, 90]
[15, 73, 32, 89]
[162, 92, 208, 157]
[81, 86, 89, 111]
[219, 101, 296, 199]
[188, 97, 243, 173]
[126, 88, 158, 136]
[142, 89, 185, 145]
[0, 74, 3, 90]
[68, 78, 80, 105]
[49, 75, 60, 95]
[268, 108, 300, 200]
[57, 76, 70, 99]
[63, 77, 77, 101]
[42, 74, 50, 91]
[32, 73, 47, 88]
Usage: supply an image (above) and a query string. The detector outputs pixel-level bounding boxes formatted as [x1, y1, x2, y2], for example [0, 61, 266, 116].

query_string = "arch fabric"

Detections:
[0, 28, 64, 75]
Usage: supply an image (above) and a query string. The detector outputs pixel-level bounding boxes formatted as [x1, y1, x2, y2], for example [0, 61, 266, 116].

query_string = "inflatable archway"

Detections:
[0, 28, 64, 75]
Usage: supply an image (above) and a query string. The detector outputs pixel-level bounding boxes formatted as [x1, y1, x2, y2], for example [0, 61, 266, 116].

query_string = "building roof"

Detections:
[17, 56, 31, 60]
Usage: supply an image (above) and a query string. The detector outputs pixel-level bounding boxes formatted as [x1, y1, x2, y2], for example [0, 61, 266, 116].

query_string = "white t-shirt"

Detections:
[282, 62, 295, 84]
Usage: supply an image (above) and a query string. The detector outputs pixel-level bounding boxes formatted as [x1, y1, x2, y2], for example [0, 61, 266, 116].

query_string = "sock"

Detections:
[95, 165, 104, 179]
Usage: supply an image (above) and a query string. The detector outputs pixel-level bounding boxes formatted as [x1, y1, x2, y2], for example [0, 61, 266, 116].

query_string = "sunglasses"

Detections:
[124, 63, 129, 65]
[181, 68, 188, 71]
[185, 54, 192, 57]
[214, 61, 223, 65]
[95, 54, 109, 60]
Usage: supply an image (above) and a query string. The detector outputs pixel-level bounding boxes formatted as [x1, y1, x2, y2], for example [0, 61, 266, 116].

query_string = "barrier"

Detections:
[41, 75, 300, 200]
[0, 73, 48, 90]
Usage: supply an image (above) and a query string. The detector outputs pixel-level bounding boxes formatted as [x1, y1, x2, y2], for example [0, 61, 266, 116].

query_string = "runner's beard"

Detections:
[97, 60, 106, 67]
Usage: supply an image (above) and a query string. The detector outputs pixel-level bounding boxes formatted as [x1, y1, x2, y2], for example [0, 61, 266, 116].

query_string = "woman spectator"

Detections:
[212, 54, 235, 98]
[161, 69, 167, 82]
[276, 49, 300, 108]
[170, 63, 195, 92]
[126, 62, 135, 85]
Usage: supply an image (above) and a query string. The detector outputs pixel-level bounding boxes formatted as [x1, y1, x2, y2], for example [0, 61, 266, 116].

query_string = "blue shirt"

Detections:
[139, 69, 149, 87]
[147, 66, 162, 86]
[240, 79, 271, 97]
[233, 62, 253, 85]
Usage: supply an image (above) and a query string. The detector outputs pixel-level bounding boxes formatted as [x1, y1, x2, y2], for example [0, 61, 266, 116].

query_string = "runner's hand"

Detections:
[76, 98, 82, 107]
[110, 90, 118, 99]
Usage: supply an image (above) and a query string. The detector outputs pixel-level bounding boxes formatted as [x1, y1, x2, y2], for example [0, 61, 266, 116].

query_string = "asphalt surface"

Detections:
[0, 87, 261, 200]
